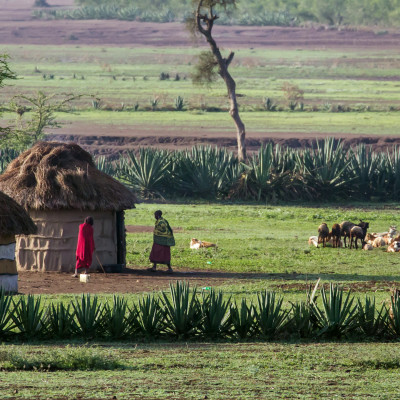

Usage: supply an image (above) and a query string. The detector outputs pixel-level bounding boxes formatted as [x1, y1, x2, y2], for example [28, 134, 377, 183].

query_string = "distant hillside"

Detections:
[32, 0, 400, 27]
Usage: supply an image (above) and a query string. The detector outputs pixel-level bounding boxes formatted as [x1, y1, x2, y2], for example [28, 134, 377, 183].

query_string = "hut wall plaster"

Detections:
[16, 210, 117, 272]
[0, 235, 18, 292]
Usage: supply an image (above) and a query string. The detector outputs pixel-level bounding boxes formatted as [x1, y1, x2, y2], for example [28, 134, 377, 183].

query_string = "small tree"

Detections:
[188, 0, 246, 161]
[281, 82, 304, 111]
[0, 55, 17, 139]
[6, 91, 80, 150]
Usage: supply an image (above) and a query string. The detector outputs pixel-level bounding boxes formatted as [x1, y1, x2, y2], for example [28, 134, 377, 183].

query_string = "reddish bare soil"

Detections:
[2, 0, 400, 49]
[17, 269, 398, 295]
[50, 132, 400, 157]
[17, 268, 260, 295]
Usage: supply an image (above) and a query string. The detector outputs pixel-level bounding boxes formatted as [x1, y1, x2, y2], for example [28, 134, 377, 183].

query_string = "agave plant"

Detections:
[129, 295, 164, 337]
[287, 300, 316, 338]
[237, 143, 290, 201]
[0, 148, 19, 174]
[199, 289, 232, 339]
[296, 138, 352, 199]
[348, 145, 381, 200]
[172, 146, 236, 198]
[103, 295, 130, 339]
[312, 284, 358, 338]
[11, 295, 47, 339]
[387, 289, 400, 338]
[174, 96, 185, 111]
[357, 296, 388, 338]
[95, 155, 116, 176]
[161, 281, 202, 338]
[118, 148, 171, 199]
[230, 299, 256, 339]
[0, 289, 14, 339]
[72, 294, 105, 339]
[255, 291, 288, 339]
[47, 302, 77, 339]
[386, 147, 400, 200]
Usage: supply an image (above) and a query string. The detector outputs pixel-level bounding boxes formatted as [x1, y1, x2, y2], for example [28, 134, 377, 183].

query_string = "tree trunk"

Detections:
[196, 4, 246, 161]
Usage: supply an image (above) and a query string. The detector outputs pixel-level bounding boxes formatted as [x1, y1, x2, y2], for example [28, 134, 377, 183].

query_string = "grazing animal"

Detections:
[340, 221, 355, 248]
[318, 223, 330, 248]
[370, 226, 397, 245]
[330, 223, 341, 248]
[190, 238, 217, 249]
[372, 237, 386, 248]
[349, 221, 369, 250]
[388, 241, 400, 253]
[363, 243, 373, 251]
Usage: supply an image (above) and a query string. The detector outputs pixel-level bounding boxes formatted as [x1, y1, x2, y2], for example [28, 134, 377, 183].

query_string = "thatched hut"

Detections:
[0, 190, 36, 291]
[0, 142, 137, 272]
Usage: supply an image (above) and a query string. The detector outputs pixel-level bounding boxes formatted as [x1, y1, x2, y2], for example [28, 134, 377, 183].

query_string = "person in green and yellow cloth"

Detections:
[149, 210, 175, 273]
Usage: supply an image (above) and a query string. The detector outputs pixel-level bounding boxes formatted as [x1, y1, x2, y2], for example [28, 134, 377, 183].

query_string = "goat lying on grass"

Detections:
[190, 238, 217, 249]
[308, 235, 343, 248]
[388, 239, 400, 252]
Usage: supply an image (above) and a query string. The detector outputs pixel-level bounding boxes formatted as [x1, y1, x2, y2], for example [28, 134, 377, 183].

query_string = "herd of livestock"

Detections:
[308, 221, 400, 252]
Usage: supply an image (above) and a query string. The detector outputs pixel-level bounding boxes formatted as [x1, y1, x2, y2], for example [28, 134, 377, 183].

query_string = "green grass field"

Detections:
[3, 44, 400, 138]
[2, 44, 400, 111]
[125, 203, 400, 278]
[3, 39, 400, 398]
[3, 204, 400, 398]
[1, 342, 400, 399]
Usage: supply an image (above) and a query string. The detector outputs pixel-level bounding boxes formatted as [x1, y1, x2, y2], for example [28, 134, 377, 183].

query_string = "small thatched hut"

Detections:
[0, 142, 137, 272]
[0, 190, 36, 291]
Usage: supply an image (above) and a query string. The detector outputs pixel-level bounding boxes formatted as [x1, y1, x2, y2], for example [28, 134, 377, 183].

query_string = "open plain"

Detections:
[2, 1, 400, 399]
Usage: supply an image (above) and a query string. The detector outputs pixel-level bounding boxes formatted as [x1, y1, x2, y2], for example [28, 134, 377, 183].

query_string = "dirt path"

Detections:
[17, 268, 247, 295]
[17, 268, 397, 295]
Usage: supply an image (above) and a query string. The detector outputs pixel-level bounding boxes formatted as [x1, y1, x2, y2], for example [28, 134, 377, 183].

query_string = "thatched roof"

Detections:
[0, 142, 137, 211]
[0, 190, 37, 236]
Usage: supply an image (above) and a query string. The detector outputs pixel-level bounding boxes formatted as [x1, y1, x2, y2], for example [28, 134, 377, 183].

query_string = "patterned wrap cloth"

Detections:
[149, 217, 175, 264]
[153, 217, 175, 247]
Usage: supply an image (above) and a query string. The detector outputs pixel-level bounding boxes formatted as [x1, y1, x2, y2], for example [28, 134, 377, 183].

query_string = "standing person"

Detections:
[73, 216, 95, 277]
[149, 210, 175, 273]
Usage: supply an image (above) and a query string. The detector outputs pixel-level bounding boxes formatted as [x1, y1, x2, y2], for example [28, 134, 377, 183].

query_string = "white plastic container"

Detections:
[80, 274, 90, 283]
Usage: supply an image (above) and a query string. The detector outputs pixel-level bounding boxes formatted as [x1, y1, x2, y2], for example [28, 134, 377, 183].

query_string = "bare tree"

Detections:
[188, 0, 246, 161]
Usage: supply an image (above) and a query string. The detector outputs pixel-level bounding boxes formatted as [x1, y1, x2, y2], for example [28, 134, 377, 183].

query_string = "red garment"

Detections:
[75, 222, 95, 270]
[149, 243, 171, 264]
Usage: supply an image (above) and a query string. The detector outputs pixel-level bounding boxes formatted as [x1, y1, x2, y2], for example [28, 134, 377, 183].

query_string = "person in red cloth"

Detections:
[73, 216, 95, 277]
[149, 210, 175, 273]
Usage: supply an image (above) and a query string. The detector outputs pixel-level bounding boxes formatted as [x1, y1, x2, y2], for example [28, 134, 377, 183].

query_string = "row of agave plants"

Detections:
[1, 281, 400, 341]
[2, 138, 400, 201]
[96, 138, 400, 201]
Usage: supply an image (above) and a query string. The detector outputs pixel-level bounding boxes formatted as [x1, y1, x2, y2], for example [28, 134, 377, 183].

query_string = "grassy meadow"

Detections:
[3, 32, 400, 399]
[1, 342, 400, 399]
[125, 203, 400, 279]
[2, 44, 400, 137]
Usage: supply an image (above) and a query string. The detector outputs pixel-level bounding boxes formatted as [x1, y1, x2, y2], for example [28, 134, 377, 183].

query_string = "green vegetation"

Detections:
[1, 281, 400, 341]
[99, 140, 400, 202]
[124, 202, 400, 276]
[2, 44, 400, 111]
[2, 44, 400, 141]
[1, 342, 400, 398]
[32, 0, 400, 27]
[2, 202, 400, 397]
